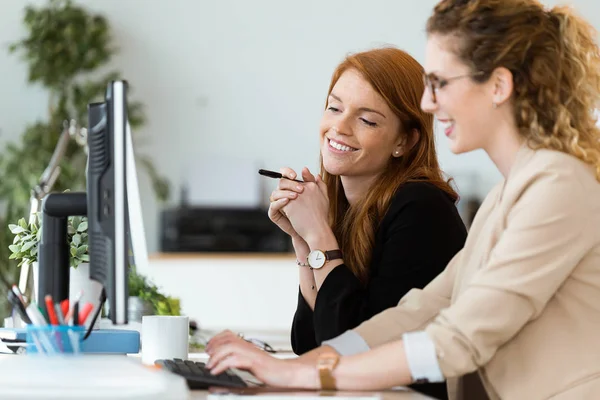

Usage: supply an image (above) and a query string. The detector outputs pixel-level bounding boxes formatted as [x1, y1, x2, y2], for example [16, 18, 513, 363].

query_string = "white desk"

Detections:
[0, 353, 434, 399]
[189, 390, 434, 400]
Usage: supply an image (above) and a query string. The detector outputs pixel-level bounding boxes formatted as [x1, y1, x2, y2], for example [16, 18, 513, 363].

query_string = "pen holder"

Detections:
[26, 325, 85, 355]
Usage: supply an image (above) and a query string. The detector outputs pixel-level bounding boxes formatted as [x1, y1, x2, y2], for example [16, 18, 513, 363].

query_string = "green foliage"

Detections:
[0, 0, 171, 320]
[8, 217, 40, 268]
[128, 266, 181, 316]
[8, 214, 89, 269]
[66, 216, 89, 267]
[9, 0, 113, 89]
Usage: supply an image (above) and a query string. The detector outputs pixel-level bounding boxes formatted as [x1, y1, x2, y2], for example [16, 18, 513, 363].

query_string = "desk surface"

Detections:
[0, 353, 433, 400]
[189, 390, 433, 399]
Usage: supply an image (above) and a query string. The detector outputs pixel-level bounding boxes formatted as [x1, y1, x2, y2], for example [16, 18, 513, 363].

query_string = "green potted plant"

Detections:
[0, 0, 170, 320]
[8, 213, 95, 305]
[10, 215, 182, 324]
[128, 265, 181, 322]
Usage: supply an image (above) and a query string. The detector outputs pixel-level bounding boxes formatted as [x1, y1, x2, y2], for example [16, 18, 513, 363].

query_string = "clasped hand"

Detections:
[268, 167, 329, 243]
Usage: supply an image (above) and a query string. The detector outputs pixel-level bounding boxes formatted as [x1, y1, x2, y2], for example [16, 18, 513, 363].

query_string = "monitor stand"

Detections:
[37, 192, 87, 306]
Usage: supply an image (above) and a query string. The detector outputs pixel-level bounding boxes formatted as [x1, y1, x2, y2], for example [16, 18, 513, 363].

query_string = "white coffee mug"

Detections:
[141, 315, 189, 365]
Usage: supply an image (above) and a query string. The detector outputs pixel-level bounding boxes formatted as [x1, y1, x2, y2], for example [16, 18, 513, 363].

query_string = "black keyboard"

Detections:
[155, 358, 248, 390]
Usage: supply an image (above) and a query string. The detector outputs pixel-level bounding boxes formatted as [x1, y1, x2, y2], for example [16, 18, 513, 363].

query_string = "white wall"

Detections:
[3, 0, 599, 252]
[147, 256, 299, 333]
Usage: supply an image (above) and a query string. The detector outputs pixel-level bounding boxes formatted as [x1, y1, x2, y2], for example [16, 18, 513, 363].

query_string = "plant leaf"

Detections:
[8, 244, 20, 253]
[72, 233, 81, 246]
[70, 247, 77, 257]
[9, 225, 26, 234]
[77, 221, 87, 232]
[79, 254, 90, 262]
[76, 245, 87, 256]
[18, 218, 28, 230]
[71, 216, 82, 228]
[21, 241, 35, 252]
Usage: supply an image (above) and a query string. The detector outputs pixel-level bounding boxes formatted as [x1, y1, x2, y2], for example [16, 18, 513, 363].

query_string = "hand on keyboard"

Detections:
[155, 358, 248, 390]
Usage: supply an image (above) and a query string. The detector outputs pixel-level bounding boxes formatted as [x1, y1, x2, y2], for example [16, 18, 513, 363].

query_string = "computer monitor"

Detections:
[87, 80, 150, 325]
[37, 80, 149, 326]
[86, 81, 129, 324]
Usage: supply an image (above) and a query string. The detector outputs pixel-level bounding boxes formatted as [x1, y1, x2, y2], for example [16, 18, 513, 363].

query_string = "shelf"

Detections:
[149, 252, 295, 261]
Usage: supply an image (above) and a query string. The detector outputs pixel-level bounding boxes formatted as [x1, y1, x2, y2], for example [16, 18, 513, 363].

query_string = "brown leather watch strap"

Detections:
[324, 249, 343, 262]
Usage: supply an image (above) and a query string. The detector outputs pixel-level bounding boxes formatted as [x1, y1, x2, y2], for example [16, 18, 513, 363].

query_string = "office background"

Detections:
[1, 0, 599, 335]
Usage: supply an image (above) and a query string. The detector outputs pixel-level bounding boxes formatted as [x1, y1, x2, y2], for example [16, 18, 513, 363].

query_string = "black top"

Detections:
[291, 182, 468, 400]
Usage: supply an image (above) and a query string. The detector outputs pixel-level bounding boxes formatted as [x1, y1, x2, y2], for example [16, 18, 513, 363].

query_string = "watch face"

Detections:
[308, 250, 326, 269]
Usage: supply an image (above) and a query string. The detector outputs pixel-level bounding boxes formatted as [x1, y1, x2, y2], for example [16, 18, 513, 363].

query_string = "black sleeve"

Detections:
[293, 183, 467, 350]
[290, 288, 318, 354]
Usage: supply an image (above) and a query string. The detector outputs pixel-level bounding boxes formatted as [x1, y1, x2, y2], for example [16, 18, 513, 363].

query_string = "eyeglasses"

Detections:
[243, 337, 276, 353]
[422, 71, 485, 103]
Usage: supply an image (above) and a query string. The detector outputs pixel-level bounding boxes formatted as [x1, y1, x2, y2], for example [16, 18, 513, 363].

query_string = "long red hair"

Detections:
[321, 47, 457, 284]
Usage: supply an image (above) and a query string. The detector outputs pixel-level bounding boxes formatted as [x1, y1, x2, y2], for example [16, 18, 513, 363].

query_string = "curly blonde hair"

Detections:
[427, 0, 600, 180]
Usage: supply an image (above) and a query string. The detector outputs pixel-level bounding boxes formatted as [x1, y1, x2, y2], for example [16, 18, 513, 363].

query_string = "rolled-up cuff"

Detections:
[402, 331, 445, 383]
[322, 330, 370, 356]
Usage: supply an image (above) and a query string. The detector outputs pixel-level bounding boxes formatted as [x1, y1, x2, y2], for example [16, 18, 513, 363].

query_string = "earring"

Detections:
[394, 151, 400, 156]
[492, 102, 498, 109]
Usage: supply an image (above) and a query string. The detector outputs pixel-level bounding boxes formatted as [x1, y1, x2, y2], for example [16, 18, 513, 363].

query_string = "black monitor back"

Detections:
[86, 81, 129, 324]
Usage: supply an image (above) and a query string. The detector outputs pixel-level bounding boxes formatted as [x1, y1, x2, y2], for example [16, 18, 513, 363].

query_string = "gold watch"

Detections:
[317, 352, 340, 391]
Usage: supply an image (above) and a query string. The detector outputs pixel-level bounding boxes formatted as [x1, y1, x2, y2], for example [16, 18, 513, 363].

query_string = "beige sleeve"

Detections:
[426, 168, 593, 378]
[353, 249, 461, 348]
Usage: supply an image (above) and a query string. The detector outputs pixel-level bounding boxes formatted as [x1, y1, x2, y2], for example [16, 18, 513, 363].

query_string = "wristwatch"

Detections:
[317, 352, 340, 391]
[307, 249, 343, 269]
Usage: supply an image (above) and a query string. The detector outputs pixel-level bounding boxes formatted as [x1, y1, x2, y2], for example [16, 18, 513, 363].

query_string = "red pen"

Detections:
[61, 299, 69, 317]
[78, 302, 94, 325]
[45, 295, 59, 325]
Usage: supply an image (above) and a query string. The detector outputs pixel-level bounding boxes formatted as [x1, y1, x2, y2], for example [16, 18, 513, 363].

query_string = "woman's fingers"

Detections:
[206, 330, 240, 353]
[301, 167, 316, 182]
[206, 343, 234, 370]
[270, 189, 299, 202]
[279, 167, 299, 181]
[316, 174, 328, 197]
[207, 341, 262, 374]
[207, 330, 235, 349]
[277, 178, 304, 193]
[268, 198, 290, 219]
[210, 351, 253, 376]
